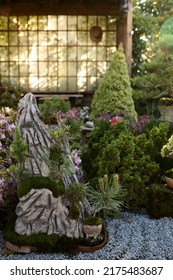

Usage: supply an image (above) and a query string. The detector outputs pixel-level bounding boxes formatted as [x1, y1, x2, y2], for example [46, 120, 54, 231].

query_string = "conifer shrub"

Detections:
[65, 183, 86, 205]
[68, 205, 80, 220]
[148, 183, 173, 218]
[91, 45, 137, 120]
[81, 119, 171, 210]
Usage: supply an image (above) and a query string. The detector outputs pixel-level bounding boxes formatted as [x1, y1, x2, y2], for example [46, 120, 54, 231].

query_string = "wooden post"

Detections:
[116, 0, 133, 75]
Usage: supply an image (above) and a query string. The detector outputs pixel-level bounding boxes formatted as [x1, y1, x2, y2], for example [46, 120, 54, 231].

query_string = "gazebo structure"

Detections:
[0, 0, 132, 102]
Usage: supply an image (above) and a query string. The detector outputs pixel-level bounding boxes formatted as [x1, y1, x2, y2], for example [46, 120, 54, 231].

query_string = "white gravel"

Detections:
[1, 211, 173, 260]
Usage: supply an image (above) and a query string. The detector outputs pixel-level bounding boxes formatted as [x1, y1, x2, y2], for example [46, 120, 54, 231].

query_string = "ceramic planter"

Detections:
[158, 105, 173, 122]
[83, 224, 103, 239]
[164, 176, 173, 189]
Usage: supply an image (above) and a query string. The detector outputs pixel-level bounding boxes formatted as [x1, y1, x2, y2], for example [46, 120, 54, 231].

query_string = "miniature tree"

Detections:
[91, 45, 137, 120]
[10, 127, 28, 183]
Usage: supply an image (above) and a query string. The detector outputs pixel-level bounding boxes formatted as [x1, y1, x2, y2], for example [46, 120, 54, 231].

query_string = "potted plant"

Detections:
[158, 97, 173, 122]
[83, 216, 103, 239]
[83, 174, 125, 238]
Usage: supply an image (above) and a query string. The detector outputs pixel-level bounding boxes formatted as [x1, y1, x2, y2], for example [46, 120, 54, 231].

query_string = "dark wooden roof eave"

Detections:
[0, 0, 124, 16]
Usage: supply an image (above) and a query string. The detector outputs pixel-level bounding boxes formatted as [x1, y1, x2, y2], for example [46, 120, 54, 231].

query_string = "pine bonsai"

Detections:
[91, 45, 137, 120]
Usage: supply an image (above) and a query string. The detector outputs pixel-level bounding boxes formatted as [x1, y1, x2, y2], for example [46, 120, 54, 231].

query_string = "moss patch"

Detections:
[3, 211, 82, 252]
[17, 177, 65, 198]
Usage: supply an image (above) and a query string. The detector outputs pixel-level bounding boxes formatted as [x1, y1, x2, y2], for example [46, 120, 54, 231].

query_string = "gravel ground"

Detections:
[1, 211, 173, 260]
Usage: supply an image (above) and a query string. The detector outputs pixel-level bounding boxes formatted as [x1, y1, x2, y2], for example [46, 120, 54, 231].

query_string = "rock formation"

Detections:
[14, 92, 91, 240]
[16, 92, 51, 177]
[15, 188, 83, 238]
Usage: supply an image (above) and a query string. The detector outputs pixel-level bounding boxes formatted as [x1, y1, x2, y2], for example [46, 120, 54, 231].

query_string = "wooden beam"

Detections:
[116, 0, 132, 75]
[0, 0, 121, 16]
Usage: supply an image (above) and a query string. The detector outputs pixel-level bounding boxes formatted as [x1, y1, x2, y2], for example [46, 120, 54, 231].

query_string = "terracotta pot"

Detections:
[83, 224, 102, 239]
[164, 176, 173, 189]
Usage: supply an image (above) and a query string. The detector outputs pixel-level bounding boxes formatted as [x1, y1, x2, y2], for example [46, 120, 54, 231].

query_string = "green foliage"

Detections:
[82, 119, 171, 210]
[0, 88, 22, 109]
[132, 0, 173, 76]
[48, 128, 71, 183]
[10, 128, 27, 163]
[161, 134, 173, 159]
[38, 97, 71, 124]
[10, 127, 28, 183]
[17, 177, 65, 198]
[68, 205, 80, 220]
[148, 183, 173, 218]
[84, 174, 125, 217]
[132, 42, 173, 109]
[65, 183, 85, 205]
[83, 216, 102, 226]
[91, 46, 137, 120]
[3, 211, 81, 252]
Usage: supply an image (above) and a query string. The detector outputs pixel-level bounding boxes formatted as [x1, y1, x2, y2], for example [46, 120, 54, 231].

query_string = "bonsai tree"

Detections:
[91, 45, 137, 120]
[84, 173, 124, 218]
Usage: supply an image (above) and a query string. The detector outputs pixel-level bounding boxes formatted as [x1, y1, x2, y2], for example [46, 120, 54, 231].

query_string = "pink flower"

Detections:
[110, 116, 119, 126]
[1, 133, 6, 139]
[71, 150, 81, 166]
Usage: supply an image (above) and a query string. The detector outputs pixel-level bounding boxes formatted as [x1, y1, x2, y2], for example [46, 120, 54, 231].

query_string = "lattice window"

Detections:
[0, 15, 116, 92]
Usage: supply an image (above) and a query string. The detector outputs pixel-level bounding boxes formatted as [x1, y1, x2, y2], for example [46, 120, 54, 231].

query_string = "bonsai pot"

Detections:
[83, 224, 102, 239]
[164, 176, 173, 189]
[83, 216, 103, 239]
[158, 105, 173, 122]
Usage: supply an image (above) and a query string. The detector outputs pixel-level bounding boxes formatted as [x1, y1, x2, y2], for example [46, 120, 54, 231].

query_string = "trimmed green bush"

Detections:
[148, 183, 173, 218]
[81, 119, 172, 210]
[91, 45, 137, 120]
[65, 183, 86, 205]
[68, 205, 80, 220]
[17, 177, 65, 198]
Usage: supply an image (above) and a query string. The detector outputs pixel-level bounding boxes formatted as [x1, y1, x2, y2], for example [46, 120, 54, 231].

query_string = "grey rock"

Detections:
[16, 92, 51, 177]
[15, 188, 84, 238]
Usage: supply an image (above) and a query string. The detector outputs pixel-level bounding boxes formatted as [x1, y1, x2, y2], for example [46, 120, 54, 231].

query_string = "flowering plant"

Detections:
[0, 108, 17, 208]
[71, 149, 83, 182]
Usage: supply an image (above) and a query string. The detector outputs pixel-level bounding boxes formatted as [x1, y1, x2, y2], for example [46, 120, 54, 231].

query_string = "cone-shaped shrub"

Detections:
[91, 45, 137, 120]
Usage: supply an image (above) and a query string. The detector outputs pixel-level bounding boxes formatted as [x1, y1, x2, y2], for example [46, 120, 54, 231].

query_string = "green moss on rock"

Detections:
[17, 177, 65, 198]
[4, 211, 81, 252]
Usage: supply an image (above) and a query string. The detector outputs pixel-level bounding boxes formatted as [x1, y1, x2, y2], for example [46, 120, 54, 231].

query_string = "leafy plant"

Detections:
[148, 183, 173, 218]
[82, 117, 171, 210]
[68, 205, 80, 220]
[161, 133, 173, 159]
[39, 97, 71, 124]
[0, 88, 22, 109]
[10, 127, 28, 183]
[0, 109, 18, 209]
[65, 183, 85, 206]
[84, 174, 124, 217]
